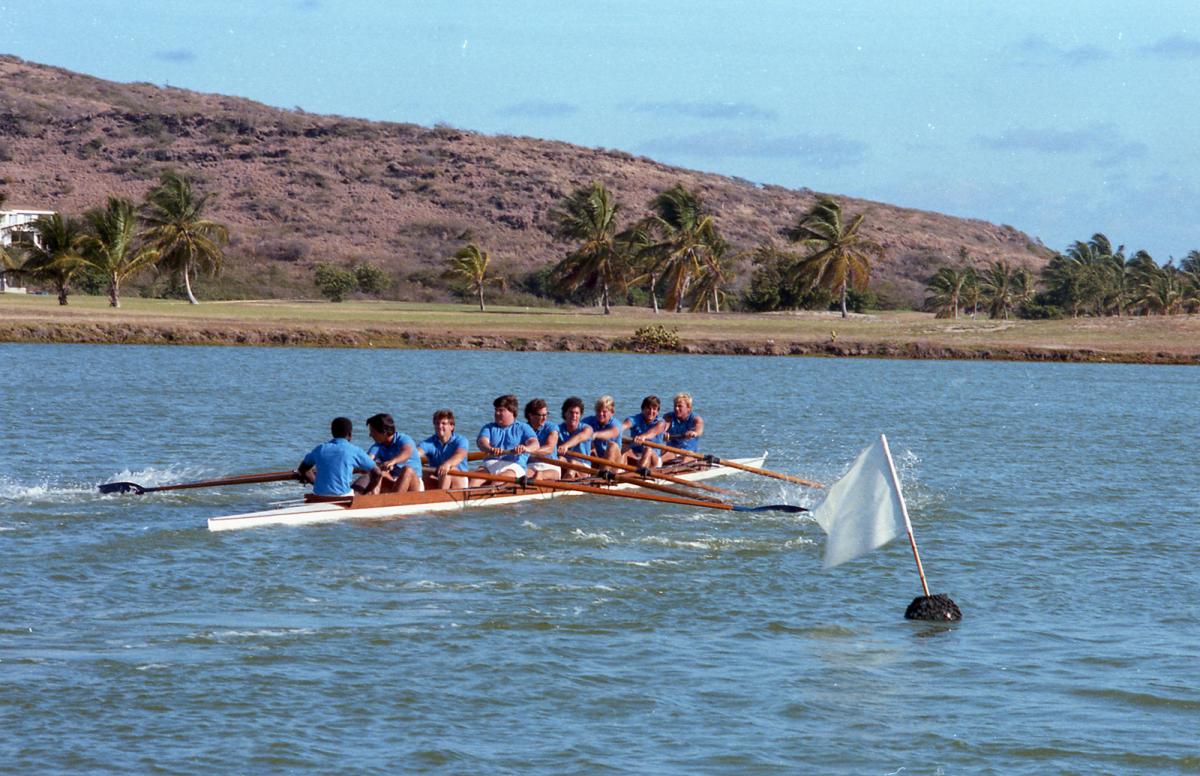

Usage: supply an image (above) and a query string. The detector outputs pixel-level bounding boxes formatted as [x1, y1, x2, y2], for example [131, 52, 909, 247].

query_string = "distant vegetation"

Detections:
[922, 236, 1200, 319]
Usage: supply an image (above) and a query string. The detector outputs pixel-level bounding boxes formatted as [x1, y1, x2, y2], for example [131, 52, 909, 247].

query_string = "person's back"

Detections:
[299, 417, 381, 496]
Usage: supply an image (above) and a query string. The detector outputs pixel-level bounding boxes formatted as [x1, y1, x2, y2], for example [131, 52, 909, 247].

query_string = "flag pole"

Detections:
[879, 434, 930, 597]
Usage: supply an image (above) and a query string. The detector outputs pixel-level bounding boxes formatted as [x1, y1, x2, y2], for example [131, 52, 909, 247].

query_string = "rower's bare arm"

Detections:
[689, 416, 705, 438]
[541, 431, 559, 454]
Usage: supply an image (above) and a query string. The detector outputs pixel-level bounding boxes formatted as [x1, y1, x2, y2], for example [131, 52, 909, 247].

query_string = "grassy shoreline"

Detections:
[2, 294, 1199, 364]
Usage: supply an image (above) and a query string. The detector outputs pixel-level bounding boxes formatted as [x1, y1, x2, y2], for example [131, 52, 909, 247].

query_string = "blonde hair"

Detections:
[673, 392, 693, 409]
[595, 395, 615, 413]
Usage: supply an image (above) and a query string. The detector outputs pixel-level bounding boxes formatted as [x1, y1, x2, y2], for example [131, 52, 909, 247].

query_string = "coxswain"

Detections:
[418, 409, 470, 490]
[298, 416, 387, 497]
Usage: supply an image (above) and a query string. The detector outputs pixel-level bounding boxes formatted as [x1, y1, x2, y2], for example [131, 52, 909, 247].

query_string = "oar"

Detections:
[634, 439, 824, 488]
[99, 470, 300, 495]
[528, 454, 725, 502]
[467, 469, 806, 513]
[562, 450, 737, 496]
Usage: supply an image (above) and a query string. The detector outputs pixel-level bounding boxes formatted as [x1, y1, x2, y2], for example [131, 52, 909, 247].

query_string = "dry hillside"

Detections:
[0, 55, 1050, 306]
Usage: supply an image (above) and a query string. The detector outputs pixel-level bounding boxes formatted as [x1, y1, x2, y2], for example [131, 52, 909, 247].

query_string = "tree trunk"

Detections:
[650, 273, 659, 314]
[477, 285, 485, 312]
[840, 283, 848, 318]
[183, 263, 199, 305]
[109, 273, 120, 308]
[57, 281, 68, 305]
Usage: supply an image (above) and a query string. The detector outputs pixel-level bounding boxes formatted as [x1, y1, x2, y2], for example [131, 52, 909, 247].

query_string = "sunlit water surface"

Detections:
[1, 343, 1196, 773]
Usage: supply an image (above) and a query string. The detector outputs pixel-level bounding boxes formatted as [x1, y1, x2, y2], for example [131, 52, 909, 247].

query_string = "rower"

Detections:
[298, 416, 387, 497]
[365, 413, 423, 493]
[621, 394, 665, 469]
[523, 398, 561, 482]
[656, 392, 705, 463]
[418, 409, 470, 490]
[556, 396, 594, 480]
[469, 394, 540, 487]
[583, 395, 622, 470]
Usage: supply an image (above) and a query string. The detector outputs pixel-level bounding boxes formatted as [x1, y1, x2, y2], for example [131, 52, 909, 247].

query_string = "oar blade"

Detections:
[98, 481, 145, 495]
[732, 503, 808, 513]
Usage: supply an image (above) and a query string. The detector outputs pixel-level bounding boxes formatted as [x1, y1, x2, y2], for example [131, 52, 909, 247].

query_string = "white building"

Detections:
[1, 208, 56, 293]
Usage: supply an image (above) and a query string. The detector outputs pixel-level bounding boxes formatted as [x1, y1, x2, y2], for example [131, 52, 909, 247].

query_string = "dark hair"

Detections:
[366, 413, 396, 436]
[524, 398, 548, 422]
[494, 394, 519, 415]
[561, 396, 585, 416]
[331, 417, 353, 439]
[433, 409, 455, 426]
[641, 395, 661, 411]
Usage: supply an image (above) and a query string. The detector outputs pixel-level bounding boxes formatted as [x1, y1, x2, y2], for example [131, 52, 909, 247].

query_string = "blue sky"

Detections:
[4, 1, 1199, 259]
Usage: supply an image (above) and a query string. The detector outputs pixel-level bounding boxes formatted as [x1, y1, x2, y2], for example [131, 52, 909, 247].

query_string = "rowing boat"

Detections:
[206, 454, 767, 532]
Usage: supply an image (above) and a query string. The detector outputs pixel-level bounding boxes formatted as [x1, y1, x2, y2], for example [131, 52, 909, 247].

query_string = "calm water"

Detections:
[1, 343, 1197, 774]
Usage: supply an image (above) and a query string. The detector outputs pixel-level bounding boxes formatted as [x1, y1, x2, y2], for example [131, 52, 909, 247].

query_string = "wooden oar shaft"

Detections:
[562, 451, 734, 496]
[529, 455, 724, 502]
[467, 469, 736, 512]
[635, 439, 823, 488]
[147, 471, 299, 493]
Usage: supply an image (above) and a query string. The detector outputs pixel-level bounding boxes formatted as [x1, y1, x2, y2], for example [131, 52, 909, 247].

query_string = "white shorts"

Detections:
[482, 459, 526, 477]
[528, 461, 561, 475]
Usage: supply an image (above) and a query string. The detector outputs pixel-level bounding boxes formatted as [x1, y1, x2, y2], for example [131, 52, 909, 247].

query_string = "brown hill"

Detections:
[0, 54, 1050, 306]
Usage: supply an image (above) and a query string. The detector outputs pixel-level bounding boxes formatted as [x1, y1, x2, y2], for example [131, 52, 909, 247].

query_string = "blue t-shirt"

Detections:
[418, 433, 470, 471]
[530, 420, 560, 460]
[368, 432, 422, 476]
[477, 420, 538, 467]
[664, 411, 702, 451]
[625, 413, 665, 454]
[583, 415, 621, 457]
[557, 422, 592, 457]
[302, 438, 376, 496]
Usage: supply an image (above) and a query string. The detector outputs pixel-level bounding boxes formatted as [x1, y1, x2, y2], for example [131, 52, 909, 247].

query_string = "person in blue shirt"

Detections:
[652, 392, 706, 463]
[418, 408, 470, 490]
[469, 394, 539, 487]
[621, 395, 666, 469]
[365, 413, 423, 493]
[298, 416, 386, 497]
[556, 396, 593, 479]
[582, 395, 622, 470]
[523, 398, 561, 482]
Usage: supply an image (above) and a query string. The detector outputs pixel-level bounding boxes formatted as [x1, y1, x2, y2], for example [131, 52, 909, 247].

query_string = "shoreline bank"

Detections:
[3, 318, 1197, 364]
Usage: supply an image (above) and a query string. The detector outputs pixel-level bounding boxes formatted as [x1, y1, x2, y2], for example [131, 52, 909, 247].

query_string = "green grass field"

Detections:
[3, 293, 1199, 361]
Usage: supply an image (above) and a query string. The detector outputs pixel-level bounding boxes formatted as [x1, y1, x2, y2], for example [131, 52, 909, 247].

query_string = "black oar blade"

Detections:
[732, 503, 807, 513]
[98, 481, 145, 495]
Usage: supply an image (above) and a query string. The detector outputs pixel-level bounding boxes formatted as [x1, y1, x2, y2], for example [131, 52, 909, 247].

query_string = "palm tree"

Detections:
[551, 181, 624, 314]
[1136, 262, 1184, 315]
[979, 260, 1032, 320]
[786, 197, 882, 318]
[80, 196, 158, 308]
[21, 214, 87, 305]
[445, 243, 504, 311]
[688, 237, 733, 312]
[641, 185, 723, 313]
[616, 220, 660, 313]
[925, 266, 969, 319]
[141, 170, 228, 304]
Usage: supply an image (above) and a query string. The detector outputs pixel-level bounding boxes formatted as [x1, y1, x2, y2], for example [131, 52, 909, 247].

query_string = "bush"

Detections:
[627, 324, 681, 352]
[314, 262, 357, 302]
[353, 262, 392, 295]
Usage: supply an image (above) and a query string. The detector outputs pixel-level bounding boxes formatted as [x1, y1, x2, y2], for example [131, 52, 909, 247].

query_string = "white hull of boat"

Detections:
[207, 455, 767, 532]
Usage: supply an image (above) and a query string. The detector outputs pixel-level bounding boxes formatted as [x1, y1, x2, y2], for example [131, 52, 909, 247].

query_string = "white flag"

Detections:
[812, 434, 911, 568]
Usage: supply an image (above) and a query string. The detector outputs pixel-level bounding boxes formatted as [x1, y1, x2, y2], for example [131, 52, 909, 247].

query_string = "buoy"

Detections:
[904, 593, 962, 621]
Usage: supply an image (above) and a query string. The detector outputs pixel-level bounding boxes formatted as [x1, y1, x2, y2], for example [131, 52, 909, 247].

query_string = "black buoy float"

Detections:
[904, 593, 962, 621]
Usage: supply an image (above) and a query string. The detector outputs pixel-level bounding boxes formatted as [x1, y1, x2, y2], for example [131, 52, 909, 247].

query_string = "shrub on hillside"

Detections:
[314, 262, 357, 302]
